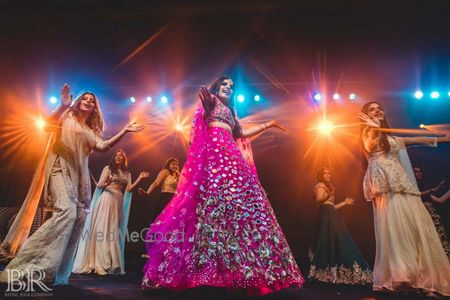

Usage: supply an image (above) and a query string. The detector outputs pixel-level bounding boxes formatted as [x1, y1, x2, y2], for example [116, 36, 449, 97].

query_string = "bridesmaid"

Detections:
[73, 149, 149, 275]
[0, 84, 144, 285]
[412, 165, 450, 260]
[359, 101, 450, 296]
[309, 167, 372, 285]
[138, 158, 180, 220]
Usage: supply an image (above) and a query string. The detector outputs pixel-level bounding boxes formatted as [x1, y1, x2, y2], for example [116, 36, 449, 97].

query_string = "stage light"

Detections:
[50, 96, 58, 104]
[254, 95, 261, 102]
[35, 118, 46, 131]
[146, 96, 152, 103]
[430, 91, 440, 99]
[313, 93, 322, 102]
[175, 124, 183, 132]
[161, 96, 168, 103]
[317, 121, 334, 135]
[414, 91, 424, 99]
[237, 94, 245, 103]
[130, 97, 136, 103]
[447, 91, 450, 97]
[419, 124, 426, 128]
[349, 93, 356, 101]
[332, 93, 341, 101]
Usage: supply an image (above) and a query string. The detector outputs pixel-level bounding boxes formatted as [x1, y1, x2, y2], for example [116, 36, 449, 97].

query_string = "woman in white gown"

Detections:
[0, 84, 144, 285]
[359, 101, 450, 296]
[73, 149, 149, 275]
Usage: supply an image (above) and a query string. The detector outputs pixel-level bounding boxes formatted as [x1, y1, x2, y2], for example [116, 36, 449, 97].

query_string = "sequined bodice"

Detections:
[363, 136, 420, 201]
[107, 170, 129, 192]
[206, 100, 236, 129]
[367, 135, 400, 159]
[161, 173, 178, 193]
[314, 183, 335, 205]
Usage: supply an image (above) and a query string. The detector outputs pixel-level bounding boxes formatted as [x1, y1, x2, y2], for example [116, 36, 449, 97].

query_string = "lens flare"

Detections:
[317, 121, 334, 135]
[35, 118, 46, 131]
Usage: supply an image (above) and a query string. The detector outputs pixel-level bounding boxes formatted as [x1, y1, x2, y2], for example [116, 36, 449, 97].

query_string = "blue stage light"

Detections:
[313, 93, 322, 102]
[414, 91, 424, 99]
[430, 91, 440, 99]
[237, 94, 245, 103]
[50, 96, 58, 104]
[130, 97, 136, 103]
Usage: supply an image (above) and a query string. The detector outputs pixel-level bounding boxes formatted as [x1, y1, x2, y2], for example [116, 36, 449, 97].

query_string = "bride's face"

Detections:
[217, 79, 234, 102]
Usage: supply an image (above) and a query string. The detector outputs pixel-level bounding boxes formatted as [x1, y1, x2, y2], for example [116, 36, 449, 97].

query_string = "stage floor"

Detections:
[1, 271, 433, 299]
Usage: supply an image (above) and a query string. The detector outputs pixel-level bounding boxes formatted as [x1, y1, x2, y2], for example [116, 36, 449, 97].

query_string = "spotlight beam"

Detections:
[115, 24, 169, 70]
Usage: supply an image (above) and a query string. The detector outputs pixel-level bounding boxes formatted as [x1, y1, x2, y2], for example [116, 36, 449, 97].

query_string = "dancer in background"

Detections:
[309, 167, 372, 285]
[0, 84, 144, 285]
[413, 165, 450, 260]
[141, 76, 304, 295]
[73, 149, 149, 275]
[138, 158, 180, 220]
[359, 101, 450, 296]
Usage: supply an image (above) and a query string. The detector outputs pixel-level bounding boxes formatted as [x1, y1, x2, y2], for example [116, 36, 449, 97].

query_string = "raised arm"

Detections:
[361, 126, 381, 153]
[94, 121, 145, 152]
[138, 169, 169, 196]
[431, 189, 450, 204]
[421, 180, 445, 197]
[199, 86, 216, 113]
[126, 171, 150, 193]
[96, 166, 112, 189]
[241, 120, 287, 139]
[401, 135, 450, 147]
[45, 83, 72, 131]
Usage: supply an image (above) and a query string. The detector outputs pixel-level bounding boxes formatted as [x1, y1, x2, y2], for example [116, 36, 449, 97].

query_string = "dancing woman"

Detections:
[308, 167, 372, 285]
[359, 101, 450, 295]
[73, 149, 149, 275]
[413, 165, 450, 260]
[138, 158, 180, 220]
[0, 84, 144, 285]
[141, 76, 304, 295]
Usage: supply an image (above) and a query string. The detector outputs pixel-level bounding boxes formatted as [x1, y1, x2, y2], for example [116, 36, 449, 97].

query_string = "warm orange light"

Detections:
[35, 118, 46, 131]
[317, 121, 334, 135]
[175, 124, 183, 132]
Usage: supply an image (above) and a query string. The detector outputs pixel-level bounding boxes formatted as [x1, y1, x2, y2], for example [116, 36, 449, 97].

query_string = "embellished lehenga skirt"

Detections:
[141, 127, 304, 295]
[308, 204, 372, 285]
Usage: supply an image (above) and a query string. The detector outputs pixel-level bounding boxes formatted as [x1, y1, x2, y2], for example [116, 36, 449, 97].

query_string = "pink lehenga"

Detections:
[141, 100, 304, 295]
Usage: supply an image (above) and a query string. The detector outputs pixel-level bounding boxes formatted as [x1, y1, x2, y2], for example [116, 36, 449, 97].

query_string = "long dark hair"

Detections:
[163, 157, 179, 176]
[360, 101, 392, 169]
[109, 149, 128, 175]
[208, 76, 243, 138]
[316, 167, 335, 194]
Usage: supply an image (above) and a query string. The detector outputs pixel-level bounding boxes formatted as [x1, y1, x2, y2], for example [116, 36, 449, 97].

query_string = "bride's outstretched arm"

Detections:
[241, 120, 287, 138]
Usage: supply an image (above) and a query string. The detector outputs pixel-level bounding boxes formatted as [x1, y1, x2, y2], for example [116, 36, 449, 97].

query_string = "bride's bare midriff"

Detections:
[208, 122, 232, 133]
